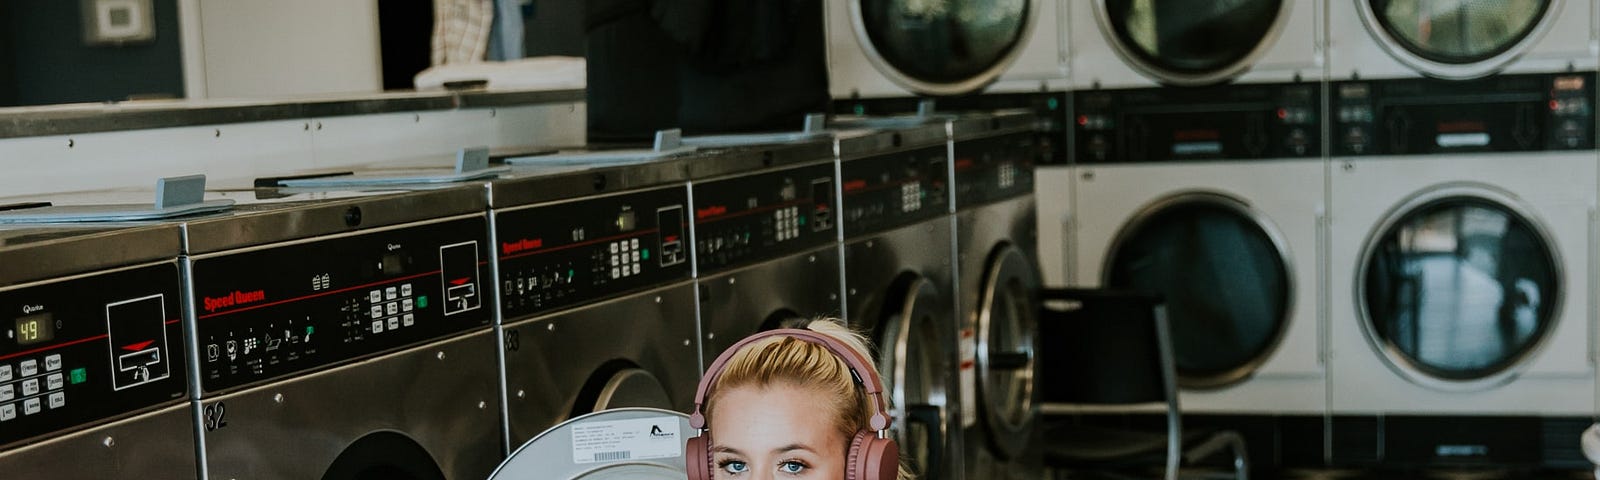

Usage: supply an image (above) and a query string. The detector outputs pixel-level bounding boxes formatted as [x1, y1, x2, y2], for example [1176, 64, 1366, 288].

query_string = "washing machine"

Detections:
[832, 119, 959, 480]
[0, 222, 195, 479]
[826, 0, 1067, 99]
[949, 113, 1045, 480]
[1326, 0, 1598, 469]
[180, 184, 502, 480]
[489, 153, 705, 451]
[488, 408, 693, 480]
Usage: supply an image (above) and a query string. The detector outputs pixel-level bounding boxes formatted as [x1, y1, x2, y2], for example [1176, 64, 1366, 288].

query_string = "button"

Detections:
[47, 392, 64, 409]
[632, 264, 641, 275]
[402, 299, 414, 312]
[22, 398, 39, 416]
[385, 302, 399, 316]
[610, 255, 619, 266]
[609, 242, 619, 254]
[20, 360, 37, 377]
[44, 355, 61, 372]
[371, 321, 383, 334]
[631, 251, 640, 262]
[402, 284, 413, 296]
[20, 380, 37, 397]
[630, 239, 640, 250]
[0, 403, 13, 421]
[370, 290, 382, 303]
[610, 268, 619, 279]
[387, 318, 400, 331]
[0, 385, 12, 402]
[385, 287, 398, 300]
[0, 365, 10, 382]
[371, 306, 383, 319]
[402, 314, 415, 327]
[47, 373, 63, 391]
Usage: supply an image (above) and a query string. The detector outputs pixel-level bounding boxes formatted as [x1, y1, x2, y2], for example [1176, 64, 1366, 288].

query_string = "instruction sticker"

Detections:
[960, 327, 978, 428]
[571, 416, 683, 464]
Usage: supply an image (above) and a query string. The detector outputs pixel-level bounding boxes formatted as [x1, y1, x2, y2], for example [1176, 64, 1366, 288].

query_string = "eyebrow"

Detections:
[709, 444, 818, 455]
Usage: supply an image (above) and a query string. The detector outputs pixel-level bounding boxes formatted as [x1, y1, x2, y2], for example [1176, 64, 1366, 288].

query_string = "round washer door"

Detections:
[1359, 0, 1556, 79]
[975, 244, 1039, 459]
[1104, 193, 1293, 389]
[878, 274, 952, 479]
[490, 408, 692, 480]
[852, 0, 1035, 96]
[321, 431, 446, 480]
[583, 367, 674, 414]
[1358, 189, 1561, 390]
[1096, 0, 1291, 85]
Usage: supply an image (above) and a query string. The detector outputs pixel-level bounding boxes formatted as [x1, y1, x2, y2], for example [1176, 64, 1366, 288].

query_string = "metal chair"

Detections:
[1036, 288, 1249, 480]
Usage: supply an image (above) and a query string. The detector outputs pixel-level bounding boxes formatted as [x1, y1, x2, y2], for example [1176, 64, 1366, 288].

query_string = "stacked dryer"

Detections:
[1059, 0, 1327, 469]
[1326, 0, 1597, 469]
[0, 223, 195, 479]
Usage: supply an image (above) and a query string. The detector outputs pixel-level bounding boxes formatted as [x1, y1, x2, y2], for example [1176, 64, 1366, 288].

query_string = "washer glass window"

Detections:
[1102, 0, 1284, 80]
[857, 0, 1029, 85]
[1361, 197, 1558, 381]
[1370, 0, 1550, 65]
[1106, 198, 1290, 388]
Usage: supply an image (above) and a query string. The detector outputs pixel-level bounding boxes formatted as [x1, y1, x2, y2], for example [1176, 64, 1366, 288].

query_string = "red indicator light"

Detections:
[1550, 100, 1561, 111]
[1076, 115, 1089, 126]
[1277, 108, 1289, 119]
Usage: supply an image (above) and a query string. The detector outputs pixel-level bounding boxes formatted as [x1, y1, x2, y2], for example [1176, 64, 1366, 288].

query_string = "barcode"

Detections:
[593, 451, 631, 461]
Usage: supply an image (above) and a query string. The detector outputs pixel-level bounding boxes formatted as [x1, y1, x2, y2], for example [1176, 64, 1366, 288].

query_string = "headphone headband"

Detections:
[688, 328, 893, 432]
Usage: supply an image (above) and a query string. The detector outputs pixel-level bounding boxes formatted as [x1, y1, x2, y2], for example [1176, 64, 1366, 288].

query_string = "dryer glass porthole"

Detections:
[1369, 0, 1550, 66]
[855, 0, 1030, 94]
[1360, 197, 1559, 383]
[1100, 0, 1287, 84]
[1105, 196, 1291, 388]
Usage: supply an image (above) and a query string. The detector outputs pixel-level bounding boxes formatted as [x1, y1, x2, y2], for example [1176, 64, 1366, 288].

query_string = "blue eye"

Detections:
[720, 461, 748, 474]
[779, 461, 807, 474]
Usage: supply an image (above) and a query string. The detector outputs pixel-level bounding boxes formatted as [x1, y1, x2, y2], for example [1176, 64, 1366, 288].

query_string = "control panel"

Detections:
[1333, 72, 1595, 156]
[839, 145, 948, 239]
[0, 262, 186, 448]
[495, 185, 691, 321]
[693, 162, 836, 274]
[954, 133, 1041, 210]
[1075, 82, 1320, 163]
[191, 216, 490, 394]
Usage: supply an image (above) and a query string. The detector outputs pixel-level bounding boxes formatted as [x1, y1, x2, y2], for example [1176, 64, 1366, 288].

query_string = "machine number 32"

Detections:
[204, 402, 229, 431]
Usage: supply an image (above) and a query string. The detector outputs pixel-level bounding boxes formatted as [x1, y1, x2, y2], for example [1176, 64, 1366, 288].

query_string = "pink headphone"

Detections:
[685, 328, 899, 480]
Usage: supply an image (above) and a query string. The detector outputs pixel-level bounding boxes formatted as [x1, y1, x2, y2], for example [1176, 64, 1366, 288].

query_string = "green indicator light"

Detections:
[417, 296, 429, 308]
[1047, 98, 1060, 110]
[567, 269, 575, 278]
[305, 326, 315, 336]
[642, 249, 651, 260]
[798, 216, 806, 226]
[70, 368, 87, 385]
[853, 104, 866, 115]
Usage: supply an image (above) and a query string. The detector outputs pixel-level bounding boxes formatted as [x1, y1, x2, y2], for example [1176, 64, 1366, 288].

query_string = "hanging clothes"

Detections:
[432, 0, 495, 65]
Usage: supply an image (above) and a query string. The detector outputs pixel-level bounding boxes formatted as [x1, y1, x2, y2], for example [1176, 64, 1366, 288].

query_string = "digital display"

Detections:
[16, 313, 54, 346]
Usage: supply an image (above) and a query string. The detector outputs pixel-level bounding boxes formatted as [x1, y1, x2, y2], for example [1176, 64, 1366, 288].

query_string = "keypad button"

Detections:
[47, 373, 63, 390]
[371, 321, 383, 334]
[609, 243, 619, 254]
[402, 284, 413, 296]
[47, 392, 64, 409]
[385, 302, 399, 316]
[21, 379, 39, 396]
[402, 299, 414, 312]
[44, 354, 61, 372]
[0, 403, 14, 421]
[20, 360, 37, 377]
[0, 385, 13, 402]
[369, 290, 382, 303]
[610, 256, 619, 266]
[632, 264, 641, 275]
[385, 287, 398, 300]
[630, 239, 640, 250]
[370, 306, 383, 319]
[402, 314, 415, 327]
[387, 318, 400, 331]
[631, 251, 640, 262]
[22, 398, 39, 415]
[610, 268, 619, 279]
[0, 365, 10, 382]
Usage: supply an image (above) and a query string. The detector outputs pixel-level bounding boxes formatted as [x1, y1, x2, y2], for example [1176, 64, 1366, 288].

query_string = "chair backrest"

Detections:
[1037, 288, 1175, 406]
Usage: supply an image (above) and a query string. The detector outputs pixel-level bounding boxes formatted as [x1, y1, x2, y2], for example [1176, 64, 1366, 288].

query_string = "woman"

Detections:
[686, 318, 914, 480]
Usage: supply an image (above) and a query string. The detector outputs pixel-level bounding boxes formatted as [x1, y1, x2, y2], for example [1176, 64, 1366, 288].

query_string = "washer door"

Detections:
[490, 408, 691, 480]
[878, 274, 951, 479]
[975, 244, 1039, 460]
[1358, 190, 1561, 390]
[321, 431, 446, 480]
[1359, 0, 1556, 79]
[1097, 0, 1291, 85]
[852, 0, 1034, 95]
[1104, 193, 1292, 389]
[572, 363, 674, 418]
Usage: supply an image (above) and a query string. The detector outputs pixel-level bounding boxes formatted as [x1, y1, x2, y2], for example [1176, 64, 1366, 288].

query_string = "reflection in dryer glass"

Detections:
[1363, 199, 1557, 380]
[1372, 0, 1549, 63]
[1107, 201, 1289, 386]
[858, 0, 1027, 83]
[1105, 0, 1282, 75]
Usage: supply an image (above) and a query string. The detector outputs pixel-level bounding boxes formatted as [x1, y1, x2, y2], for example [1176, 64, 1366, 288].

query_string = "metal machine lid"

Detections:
[0, 175, 233, 223]
[950, 109, 1041, 141]
[1103, 192, 1293, 389]
[184, 185, 486, 255]
[682, 137, 837, 182]
[0, 223, 181, 286]
[489, 408, 692, 480]
[975, 243, 1039, 459]
[1359, 0, 1556, 79]
[879, 274, 951, 479]
[1356, 186, 1561, 391]
[277, 147, 506, 188]
[1096, 0, 1291, 85]
[851, 0, 1036, 96]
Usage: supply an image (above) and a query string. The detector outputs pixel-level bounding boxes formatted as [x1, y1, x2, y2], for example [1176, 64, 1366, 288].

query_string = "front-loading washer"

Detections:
[1327, 0, 1598, 469]
[826, 0, 1067, 99]
[489, 407, 692, 480]
[834, 119, 959, 479]
[0, 222, 196, 479]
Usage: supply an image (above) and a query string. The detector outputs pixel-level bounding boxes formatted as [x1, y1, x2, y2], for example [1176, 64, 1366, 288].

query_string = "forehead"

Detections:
[709, 384, 847, 453]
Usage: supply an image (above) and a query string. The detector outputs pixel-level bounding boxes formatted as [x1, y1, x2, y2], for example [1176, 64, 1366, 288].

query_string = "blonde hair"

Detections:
[706, 318, 916, 480]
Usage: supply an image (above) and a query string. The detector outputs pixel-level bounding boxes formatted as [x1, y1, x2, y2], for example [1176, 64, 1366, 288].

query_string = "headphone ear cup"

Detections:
[846, 430, 900, 480]
[685, 434, 711, 480]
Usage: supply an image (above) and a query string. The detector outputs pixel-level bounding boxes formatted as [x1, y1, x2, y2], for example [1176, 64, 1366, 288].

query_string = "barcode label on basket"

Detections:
[571, 416, 682, 464]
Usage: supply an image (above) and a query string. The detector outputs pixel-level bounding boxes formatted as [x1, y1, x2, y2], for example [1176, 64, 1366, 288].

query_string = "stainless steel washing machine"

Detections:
[951, 113, 1044, 480]
[0, 222, 195, 479]
[489, 407, 693, 480]
[489, 157, 704, 451]
[183, 185, 501, 480]
[835, 120, 959, 480]
[690, 139, 843, 365]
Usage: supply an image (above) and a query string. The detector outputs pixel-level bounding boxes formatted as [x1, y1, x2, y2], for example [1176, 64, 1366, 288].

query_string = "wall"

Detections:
[3, 0, 186, 106]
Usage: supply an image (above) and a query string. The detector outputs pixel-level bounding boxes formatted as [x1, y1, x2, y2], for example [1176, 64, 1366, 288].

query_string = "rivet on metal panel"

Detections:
[274, 393, 284, 404]
[315, 122, 323, 131]
[490, 109, 497, 118]
[303, 122, 311, 131]
[728, 278, 736, 285]
[707, 333, 716, 340]
[829, 294, 838, 301]
[214, 129, 221, 138]
[849, 288, 858, 296]
[517, 390, 526, 399]
[683, 339, 691, 346]
[67, 139, 74, 148]
[103, 436, 114, 448]
[547, 323, 556, 331]
[478, 401, 487, 409]
[413, 114, 421, 123]
[1342, 162, 1354, 172]
[866, 240, 874, 248]
[655, 296, 662, 304]
[343, 207, 362, 227]
[437, 351, 447, 361]
[808, 255, 816, 263]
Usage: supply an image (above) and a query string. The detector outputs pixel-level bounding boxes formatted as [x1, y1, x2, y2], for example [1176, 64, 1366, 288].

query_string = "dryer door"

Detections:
[1104, 193, 1292, 389]
[1096, 0, 1291, 85]
[1358, 190, 1560, 390]
[975, 244, 1039, 459]
[878, 274, 952, 479]
[852, 0, 1034, 95]
[321, 431, 446, 480]
[576, 366, 674, 416]
[1360, 0, 1555, 79]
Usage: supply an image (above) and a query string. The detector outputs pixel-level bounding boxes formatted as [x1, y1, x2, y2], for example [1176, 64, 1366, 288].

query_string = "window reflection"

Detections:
[1374, 0, 1548, 62]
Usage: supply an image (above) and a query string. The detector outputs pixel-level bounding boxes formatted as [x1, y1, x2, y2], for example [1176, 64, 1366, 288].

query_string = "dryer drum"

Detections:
[1358, 195, 1560, 386]
[1097, 0, 1291, 85]
[1359, 0, 1557, 79]
[1104, 194, 1292, 389]
[852, 0, 1033, 95]
[975, 243, 1040, 459]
